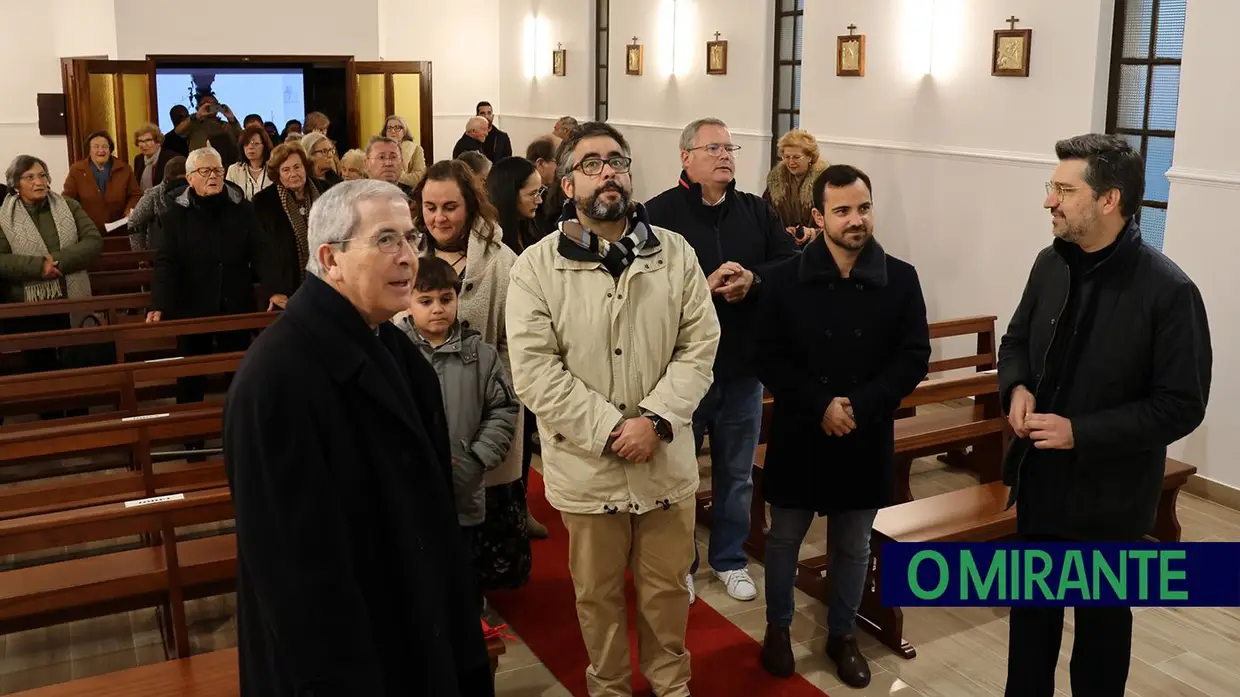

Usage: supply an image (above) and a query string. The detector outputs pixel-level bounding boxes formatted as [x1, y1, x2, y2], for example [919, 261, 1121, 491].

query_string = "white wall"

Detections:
[801, 0, 1113, 381]
[496, 0, 593, 161]
[113, 0, 379, 60]
[380, 0, 501, 162]
[607, 0, 775, 200]
[1159, 2, 1240, 488]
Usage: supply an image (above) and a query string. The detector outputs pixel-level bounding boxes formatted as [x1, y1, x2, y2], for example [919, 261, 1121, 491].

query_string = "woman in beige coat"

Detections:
[383, 115, 428, 189]
[409, 159, 534, 592]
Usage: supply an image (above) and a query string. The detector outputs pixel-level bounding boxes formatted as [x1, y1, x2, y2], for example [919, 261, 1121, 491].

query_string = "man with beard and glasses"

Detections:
[506, 121, 720, 697]
[753, 165, 930, 687]
[998, 134, 1210, 697]
[645, 117, 798, 607]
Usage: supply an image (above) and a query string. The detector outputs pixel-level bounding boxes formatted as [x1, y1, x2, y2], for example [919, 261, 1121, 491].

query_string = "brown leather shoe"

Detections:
[760, 624, 796, 677]
[526, 511, 549, 539]
[826, 634, 871, 688]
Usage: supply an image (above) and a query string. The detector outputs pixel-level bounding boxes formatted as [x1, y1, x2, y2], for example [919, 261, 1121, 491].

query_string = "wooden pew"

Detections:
[855, 457, 1197, 659]
[101, 235, 132, 254]
[0, 311, 275, 364]
[0, 292, 150, 324]
[89, 250, 154, 272]
[88, 268, 153, 295]
[0, 351, 243, 420]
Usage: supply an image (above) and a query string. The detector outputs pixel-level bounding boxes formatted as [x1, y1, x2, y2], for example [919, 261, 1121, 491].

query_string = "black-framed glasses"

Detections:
[193, 167, 225, 178]
[331, 230, 423, 254]
[575, 156, 632, 176]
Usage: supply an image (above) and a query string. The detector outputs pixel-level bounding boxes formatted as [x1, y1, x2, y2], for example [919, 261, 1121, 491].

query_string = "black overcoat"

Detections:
[223, 274, 495, 697]
[252, 179, 332, 299]
[755, 235, 930, 514]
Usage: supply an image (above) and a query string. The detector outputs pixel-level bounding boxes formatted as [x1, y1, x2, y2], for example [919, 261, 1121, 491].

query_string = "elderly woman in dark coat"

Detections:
[252, 142, 332, 309]
[754, 165, 929, 688]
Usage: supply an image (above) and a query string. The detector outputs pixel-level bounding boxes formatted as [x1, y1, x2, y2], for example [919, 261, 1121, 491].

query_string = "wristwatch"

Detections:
[644, 412, 674, 442]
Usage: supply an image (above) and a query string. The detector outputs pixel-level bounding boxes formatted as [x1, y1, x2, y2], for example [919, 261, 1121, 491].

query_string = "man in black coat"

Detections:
[452, 117, 490, 160]
[646, 117, 798, 605]
[223, 179, 495, 697]
[148, 146, 265, 404]
[476, 101, 513, 162]
[753, 165, 929, 687]
[998, 134, 1211, 697]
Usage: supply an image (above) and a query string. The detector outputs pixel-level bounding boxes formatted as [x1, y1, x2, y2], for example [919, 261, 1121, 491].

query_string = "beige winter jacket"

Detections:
[505, 223, 720, 515]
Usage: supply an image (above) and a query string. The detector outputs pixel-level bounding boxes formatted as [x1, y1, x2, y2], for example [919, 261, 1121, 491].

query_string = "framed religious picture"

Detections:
[626, 38, 644, 76]
[992, 17, 1032, 77]
[836, 25, 865, 77]
[707, 33, 727, 75]
[553, 45, 567, 77]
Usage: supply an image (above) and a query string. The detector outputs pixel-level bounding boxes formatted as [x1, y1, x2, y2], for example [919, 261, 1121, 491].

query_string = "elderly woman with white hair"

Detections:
[301, 132, 344, 188]
[0, 154, 103, 372]
[148, 146, 268, 404]
[222, 178, 496, 697]
[763, 128, 829, 245]
[382, 114, 427, 189]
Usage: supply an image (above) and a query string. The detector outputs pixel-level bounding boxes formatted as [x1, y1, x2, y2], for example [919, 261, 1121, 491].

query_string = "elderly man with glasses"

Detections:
[225, 178, 495, 697]
[645, 117, 799, 607]
[147, 146, 270, 403]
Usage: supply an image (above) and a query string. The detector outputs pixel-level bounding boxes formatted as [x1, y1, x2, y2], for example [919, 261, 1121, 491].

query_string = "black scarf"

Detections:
[556, 199, 651, 277]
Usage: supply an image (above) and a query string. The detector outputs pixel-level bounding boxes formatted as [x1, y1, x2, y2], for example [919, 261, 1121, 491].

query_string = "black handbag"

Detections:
[59, 312, 115, 368]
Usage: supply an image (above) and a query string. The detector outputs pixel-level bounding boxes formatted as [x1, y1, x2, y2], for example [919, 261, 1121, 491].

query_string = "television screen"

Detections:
[154, 66, 306, 133]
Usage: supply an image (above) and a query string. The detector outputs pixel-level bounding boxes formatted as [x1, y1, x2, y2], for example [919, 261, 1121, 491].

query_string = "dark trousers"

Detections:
[1005, 534, 1133, 697]
[175, 330, 252, 404]
[521, 407, 537, 488]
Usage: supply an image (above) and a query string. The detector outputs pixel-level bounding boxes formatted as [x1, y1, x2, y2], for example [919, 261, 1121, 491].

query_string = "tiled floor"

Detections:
[2, 456, 1239, 696]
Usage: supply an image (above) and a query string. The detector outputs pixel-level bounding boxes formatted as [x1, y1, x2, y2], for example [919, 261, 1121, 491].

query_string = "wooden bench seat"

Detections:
[853, 457, 1198, 659]
[89, 250, 153, 272]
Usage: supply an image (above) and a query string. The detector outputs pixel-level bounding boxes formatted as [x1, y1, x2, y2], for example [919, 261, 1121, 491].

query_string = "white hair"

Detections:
[466, 116, 488, 133]
[185, 146, 221, 172]
[305, 179, 411, 278]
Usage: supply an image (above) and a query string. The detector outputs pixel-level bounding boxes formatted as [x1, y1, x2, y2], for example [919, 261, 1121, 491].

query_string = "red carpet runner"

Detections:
[487, 472, 829, 696]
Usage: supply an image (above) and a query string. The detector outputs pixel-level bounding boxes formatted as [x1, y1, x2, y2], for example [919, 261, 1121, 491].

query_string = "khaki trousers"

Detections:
[561, 499, 696, 697]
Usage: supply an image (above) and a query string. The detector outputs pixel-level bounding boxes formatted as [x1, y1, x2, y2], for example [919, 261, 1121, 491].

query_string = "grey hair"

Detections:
[466, 116, 488, 133]
[554, 121, 632, 180]
[185, 146, 221, 172]
[5, 155, 50, 190]
[384, 114, 413, 142]
[301, 132, 331, 155]
[365, 135, 400, 157]
[679, 117, 728, 151]
[555, 115, 578, 131]
[305, 179, 410, 278]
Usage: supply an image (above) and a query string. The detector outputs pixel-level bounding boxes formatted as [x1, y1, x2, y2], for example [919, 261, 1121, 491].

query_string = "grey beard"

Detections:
[579, 192, 630, 221]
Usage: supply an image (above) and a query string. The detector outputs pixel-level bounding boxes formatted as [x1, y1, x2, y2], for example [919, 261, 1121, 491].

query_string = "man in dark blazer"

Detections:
[646, 117, 798, 607]
[998, 134, 1211, 697]
[223, 179, 495, 697]
[476, 101, 513, 162]
[754, 165, 930, 688]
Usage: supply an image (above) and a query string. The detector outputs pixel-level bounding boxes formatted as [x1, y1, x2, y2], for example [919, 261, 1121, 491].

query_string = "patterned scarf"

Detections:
[0, 193, 93, 304]
[557, 200, 649, 277]
[277, 181, 320, 282]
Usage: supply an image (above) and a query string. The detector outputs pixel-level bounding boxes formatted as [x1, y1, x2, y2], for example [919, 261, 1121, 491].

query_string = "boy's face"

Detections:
[410, 288, 459, 336]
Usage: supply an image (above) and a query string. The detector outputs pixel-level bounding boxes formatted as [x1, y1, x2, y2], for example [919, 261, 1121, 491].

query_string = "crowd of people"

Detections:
[0, 92, 1213, 697]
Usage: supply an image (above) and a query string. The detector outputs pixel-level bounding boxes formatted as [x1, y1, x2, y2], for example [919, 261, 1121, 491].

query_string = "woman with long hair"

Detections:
[411, 159, 532, 596]
[486, 156, 545, 255]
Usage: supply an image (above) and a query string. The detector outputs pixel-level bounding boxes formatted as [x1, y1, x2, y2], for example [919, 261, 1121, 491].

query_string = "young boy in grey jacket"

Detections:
[400, 256, 519, 529]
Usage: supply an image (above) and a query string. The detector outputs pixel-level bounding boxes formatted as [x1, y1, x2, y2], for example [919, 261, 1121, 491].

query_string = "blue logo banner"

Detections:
[880, 542, 1240, 607]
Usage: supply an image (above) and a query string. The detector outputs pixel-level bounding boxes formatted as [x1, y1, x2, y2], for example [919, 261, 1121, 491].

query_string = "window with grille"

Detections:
[1106, 0, 1185, 251]
[770, 0, 804, 164]
[594, 0, 609, 122]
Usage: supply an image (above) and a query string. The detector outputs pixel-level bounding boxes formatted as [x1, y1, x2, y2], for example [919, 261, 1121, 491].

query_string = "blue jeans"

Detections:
[764, 505, 879, 636]
[690, 376, 763, 574]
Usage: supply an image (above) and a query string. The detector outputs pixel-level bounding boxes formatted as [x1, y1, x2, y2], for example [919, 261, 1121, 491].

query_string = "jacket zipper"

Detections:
[1012, 261, 1070, 499]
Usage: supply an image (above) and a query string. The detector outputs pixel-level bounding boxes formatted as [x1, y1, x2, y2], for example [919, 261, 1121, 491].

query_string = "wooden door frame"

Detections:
[352, 61, 435, 162]
[60, 59, 156, 165]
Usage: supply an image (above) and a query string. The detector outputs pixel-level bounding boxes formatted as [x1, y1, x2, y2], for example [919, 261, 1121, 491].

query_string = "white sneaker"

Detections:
[716, 568, 758, 601]
[687, 573, 697, 604]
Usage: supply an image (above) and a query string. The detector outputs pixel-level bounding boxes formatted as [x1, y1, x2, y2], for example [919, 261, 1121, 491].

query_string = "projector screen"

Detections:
[155, 67, 306, 133]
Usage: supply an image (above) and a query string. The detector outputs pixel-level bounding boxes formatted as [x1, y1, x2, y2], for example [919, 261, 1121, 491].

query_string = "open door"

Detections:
[351, 62, 434, 161]
[61, 59, 156, 166]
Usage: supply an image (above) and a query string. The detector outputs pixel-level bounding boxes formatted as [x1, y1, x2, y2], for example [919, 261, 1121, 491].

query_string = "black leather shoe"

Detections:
[760, 623, 796, 677]
[826, 634, 871, 688]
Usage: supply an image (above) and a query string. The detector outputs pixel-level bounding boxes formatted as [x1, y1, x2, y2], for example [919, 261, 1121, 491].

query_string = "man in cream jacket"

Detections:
[506, 121, 720, 697]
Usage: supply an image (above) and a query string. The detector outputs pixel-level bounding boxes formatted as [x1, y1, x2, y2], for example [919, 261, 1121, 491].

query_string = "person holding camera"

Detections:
[174, 93, 242, 153]
[763, 129, 829, 246]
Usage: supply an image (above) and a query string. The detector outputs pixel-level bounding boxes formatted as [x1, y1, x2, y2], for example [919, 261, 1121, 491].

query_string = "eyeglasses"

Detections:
[311, 148, 335, 157]
[688, 144, 742, 157]
[385, 125, 404, 132]
[332, 230, 423, 254]
[575, 156, 632, 176]
[193, 167, 226, 178]
[1044, 182, 1080, 199]
[20, 172, 50, 183]
[526, 185, 547, 200]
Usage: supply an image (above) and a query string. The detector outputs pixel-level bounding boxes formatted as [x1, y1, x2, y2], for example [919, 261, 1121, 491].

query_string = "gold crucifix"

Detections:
[847, 24, 857, 36]
[1006, 15, 1020, 30]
